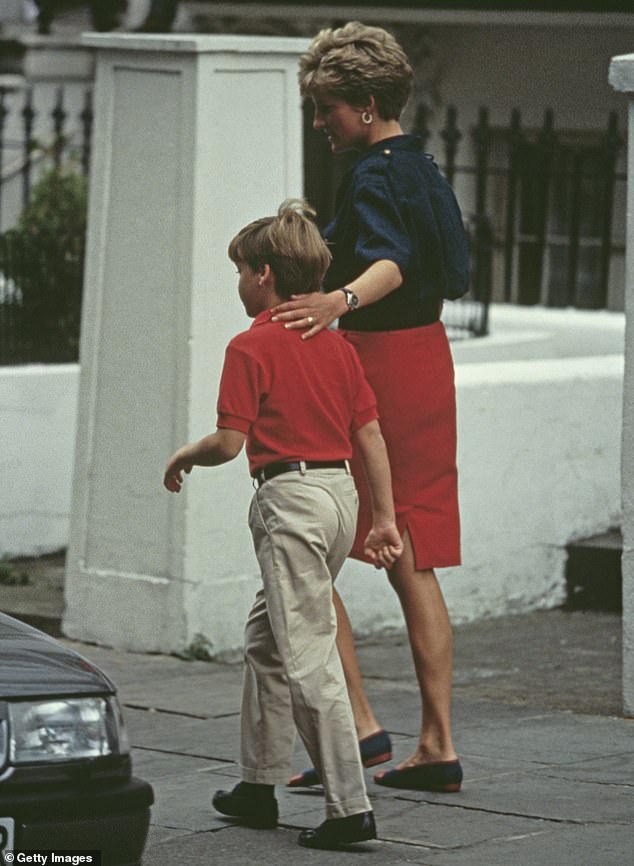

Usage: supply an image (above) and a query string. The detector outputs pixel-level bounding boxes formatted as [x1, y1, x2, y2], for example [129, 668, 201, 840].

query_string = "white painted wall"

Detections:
[0, 365, 78, 557]
[1, 308, 624, 654]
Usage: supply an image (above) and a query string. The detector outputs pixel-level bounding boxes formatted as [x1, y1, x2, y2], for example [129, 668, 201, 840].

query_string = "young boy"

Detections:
[163, 199, 403, 850]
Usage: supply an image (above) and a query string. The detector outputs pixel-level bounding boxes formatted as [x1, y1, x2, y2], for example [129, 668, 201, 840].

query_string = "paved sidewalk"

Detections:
[1, 555, 630, 863]
[64, 609, 630, 866]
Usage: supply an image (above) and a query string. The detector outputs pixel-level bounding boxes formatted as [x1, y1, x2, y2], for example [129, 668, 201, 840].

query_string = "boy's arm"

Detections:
[353, 419, 404, 569]
[164, 428, 246, 493]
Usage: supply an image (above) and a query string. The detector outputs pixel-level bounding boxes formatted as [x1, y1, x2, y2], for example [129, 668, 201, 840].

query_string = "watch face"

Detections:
[346, 290, 359, 310]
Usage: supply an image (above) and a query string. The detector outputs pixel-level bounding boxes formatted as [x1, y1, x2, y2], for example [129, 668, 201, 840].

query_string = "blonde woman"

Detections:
[273, 22, 468, 793]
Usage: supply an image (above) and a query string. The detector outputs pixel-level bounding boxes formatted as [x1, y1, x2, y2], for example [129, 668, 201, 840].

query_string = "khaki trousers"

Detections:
[241, 467, 371, 820]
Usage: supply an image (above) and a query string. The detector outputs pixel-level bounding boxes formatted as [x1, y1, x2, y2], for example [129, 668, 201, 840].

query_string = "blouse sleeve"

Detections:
[352, 167, 411, 275]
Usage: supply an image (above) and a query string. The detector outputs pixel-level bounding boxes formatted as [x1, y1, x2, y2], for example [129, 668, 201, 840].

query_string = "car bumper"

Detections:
[1, 776, 153, 866]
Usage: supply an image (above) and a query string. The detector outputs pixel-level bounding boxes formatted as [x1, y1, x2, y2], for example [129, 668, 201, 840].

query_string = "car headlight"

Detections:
[8, 696, 130, 764]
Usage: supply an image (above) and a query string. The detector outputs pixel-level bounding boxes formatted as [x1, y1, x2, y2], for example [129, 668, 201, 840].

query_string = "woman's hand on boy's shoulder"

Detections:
[270, 291, 345, 340]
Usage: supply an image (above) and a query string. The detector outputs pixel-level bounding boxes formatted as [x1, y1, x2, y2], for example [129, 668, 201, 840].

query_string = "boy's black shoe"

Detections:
[212, 782, 278, 829]
[298, 810, 377, 849]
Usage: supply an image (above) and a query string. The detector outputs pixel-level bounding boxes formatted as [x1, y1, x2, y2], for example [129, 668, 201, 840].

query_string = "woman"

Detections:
[272, 21, 468, 793]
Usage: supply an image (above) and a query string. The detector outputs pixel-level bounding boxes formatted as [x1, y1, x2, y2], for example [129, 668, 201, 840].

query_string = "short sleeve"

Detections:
[353, 168, 411, 274]
[216, 343, 265, 434]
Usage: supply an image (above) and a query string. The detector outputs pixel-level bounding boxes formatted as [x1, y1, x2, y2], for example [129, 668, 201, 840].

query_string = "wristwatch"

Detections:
[338, 287, 359, 311]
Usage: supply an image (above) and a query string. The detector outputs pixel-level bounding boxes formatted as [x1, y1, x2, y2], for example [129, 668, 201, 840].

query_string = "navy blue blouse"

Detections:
[323, 134, 469, 332]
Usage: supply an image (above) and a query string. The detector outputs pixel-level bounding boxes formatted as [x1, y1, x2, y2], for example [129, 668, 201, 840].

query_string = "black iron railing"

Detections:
[412, 103, 625, 311]
[0, 84, 93, 227]
[0, 230, 85, 364]
[0, 85, 91, 364]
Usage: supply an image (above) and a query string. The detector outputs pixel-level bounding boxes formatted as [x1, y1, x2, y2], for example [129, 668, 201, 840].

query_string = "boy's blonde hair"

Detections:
[299, 21, 413, 121]
[228, 199, 331, 298]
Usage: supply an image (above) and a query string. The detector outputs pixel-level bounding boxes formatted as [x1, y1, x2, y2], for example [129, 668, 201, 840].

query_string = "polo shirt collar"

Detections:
[251, 309, 275, 328]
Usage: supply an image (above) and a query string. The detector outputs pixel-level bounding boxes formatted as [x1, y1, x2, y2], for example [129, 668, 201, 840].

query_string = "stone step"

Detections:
[564, 528, 622, 612]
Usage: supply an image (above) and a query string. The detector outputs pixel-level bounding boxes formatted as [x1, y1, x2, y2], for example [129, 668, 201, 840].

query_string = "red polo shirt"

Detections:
[216, 310, 378, 474]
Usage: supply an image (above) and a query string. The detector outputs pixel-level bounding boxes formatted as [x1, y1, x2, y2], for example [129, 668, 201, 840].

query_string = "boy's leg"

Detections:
[211, 591, 286, 829]
[240, 589, 295, 782]
[248, 470, 371, 820]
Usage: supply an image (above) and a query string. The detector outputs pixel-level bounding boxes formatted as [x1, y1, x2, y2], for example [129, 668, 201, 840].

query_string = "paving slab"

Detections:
[358, 610, 622, 716]
[455, 711, 634, 764]
[380, 770, 634, 824]
[550, 751, 634, 785]
[125, 706, 240, 762]
[410, 821, 634, 866]
[131, 748, 229, 782]
[119, 670, 243, 717]
[373, 798, 554, 850]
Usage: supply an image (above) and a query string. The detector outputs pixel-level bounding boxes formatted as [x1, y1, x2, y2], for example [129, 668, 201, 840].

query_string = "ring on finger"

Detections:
[307, 316, 314, 324]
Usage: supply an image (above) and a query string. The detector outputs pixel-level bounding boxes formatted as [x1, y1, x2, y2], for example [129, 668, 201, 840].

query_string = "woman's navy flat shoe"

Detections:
[373, 759, 463, 792]
[288, 729, 392, 788]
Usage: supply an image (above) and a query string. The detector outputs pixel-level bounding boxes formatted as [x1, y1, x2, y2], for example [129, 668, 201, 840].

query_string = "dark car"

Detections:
[0, 612, 153, 865]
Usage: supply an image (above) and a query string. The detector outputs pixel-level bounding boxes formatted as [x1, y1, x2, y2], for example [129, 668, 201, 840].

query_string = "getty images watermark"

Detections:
[2, 853, 100, 865]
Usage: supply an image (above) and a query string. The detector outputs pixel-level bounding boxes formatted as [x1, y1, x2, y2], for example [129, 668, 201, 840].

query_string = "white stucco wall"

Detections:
[1, 308, 624, 651]
[0, 365, 79, 556]
[62, 33, 311, 654]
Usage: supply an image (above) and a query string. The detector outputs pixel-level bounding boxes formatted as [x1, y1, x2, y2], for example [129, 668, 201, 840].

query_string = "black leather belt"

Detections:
[254, 460, 348, 486]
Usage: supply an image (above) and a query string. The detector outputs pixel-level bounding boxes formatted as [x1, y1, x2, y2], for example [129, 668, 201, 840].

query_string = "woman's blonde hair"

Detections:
[228, 199, 331, 298]
[299, 21, 413, 121]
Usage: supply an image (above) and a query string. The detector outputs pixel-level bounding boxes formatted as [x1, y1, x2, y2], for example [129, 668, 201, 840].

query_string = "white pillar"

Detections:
[64, 34, 308, 655]
[609, 53, 634, 716]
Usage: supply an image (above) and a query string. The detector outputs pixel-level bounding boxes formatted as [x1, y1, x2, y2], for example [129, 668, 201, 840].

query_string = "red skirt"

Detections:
[342, 321, 461, 570]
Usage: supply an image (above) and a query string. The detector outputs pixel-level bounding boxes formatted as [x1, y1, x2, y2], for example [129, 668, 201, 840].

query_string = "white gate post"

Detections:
[64, 34, 307, 655]
[610, 53, 634, 715]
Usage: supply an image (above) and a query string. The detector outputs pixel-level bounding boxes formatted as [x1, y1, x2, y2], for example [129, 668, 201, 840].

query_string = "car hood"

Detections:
[0, 613, 116, 699]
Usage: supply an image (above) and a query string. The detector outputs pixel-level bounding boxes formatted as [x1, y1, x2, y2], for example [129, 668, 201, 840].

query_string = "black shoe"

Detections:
[298, 810, 377, 850]
[212, 782, 278, 829]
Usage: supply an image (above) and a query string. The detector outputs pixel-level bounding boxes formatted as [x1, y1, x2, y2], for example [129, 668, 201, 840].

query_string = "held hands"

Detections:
[363, 521, 404, 570]
[271, 291, 346, 340]
[163, 448, 193, 493]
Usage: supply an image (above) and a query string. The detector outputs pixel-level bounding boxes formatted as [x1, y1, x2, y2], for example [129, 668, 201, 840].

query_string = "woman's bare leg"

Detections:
[386, 531, 457, 765]
[333, 589, 383, 740]
[334, 531, 457, 764]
